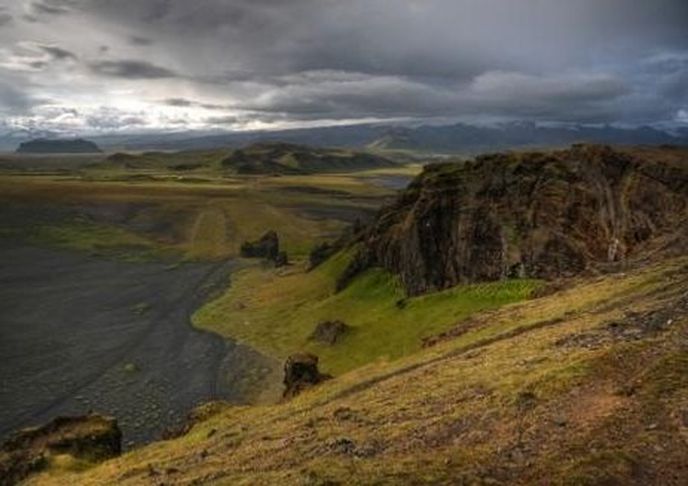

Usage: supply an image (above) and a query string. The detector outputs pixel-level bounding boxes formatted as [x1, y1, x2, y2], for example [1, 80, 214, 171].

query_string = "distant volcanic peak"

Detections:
[353, 144, 688, 295]
[16, 138, 102, 154]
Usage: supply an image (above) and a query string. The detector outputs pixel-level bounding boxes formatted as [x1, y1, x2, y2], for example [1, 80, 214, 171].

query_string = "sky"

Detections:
[0, 0, 687, 135]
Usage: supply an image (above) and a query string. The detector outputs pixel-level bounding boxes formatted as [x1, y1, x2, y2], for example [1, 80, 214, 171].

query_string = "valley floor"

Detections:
[0, 164, 414, 450]
[0, 240, 279, 447]
[31, 256, 688, 485]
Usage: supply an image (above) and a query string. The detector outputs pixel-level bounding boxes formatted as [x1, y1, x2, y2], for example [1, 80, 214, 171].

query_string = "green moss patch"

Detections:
[193, 250, 541, 374]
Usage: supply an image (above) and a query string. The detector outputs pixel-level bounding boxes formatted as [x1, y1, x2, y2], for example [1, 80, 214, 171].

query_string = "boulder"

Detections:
[308, 320, 351, 345]
[0, 414, 121, 485]
[274, 251, 289, 268]
[283, 353, 331, 399]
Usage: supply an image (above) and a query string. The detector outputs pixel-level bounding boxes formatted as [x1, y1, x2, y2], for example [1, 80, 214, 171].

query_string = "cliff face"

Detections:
[355, 145, 688, 295]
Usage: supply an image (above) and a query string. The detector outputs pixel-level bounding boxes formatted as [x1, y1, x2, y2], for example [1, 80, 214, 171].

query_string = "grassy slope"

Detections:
[194, 251, 541, 374]
[33, 256, 688, 485]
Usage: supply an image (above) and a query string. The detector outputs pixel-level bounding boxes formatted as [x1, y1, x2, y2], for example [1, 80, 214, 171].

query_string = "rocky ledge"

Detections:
[0, 414, 121, 485]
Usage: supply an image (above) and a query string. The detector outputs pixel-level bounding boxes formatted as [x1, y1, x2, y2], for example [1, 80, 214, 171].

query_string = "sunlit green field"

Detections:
[193, 249, 542, 374]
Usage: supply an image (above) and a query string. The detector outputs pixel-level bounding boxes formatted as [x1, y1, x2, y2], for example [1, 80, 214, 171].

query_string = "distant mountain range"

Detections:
[4, 122, 688, 154]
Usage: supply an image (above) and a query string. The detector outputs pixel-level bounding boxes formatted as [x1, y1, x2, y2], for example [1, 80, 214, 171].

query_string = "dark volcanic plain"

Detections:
[0, 240, 276, 447]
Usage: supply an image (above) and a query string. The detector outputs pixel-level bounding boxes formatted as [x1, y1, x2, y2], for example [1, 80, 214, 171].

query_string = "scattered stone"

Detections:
[328, 437, 356, 455]
[308, 320, 351, 345]
[274, 251, 289, 268]
[0, 414, 121, 485]
[515, 391, 538, 412]
[282, 353, 332, 399]
[130, 302, 152, 315]
[553, 416, 568, 427]
[332, 407, 355, 422]
[123, 362, 139, 373]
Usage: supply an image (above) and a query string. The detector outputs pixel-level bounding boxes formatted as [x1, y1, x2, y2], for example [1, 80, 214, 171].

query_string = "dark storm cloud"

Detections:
[1, 0, 688, 131]
[129, 35, 154, 46]
[162, 97, 193, 107]
[23, 0, 79, 20]
[88, 59, 177, 79]
[37, 44, 77, 60]
[162, 97, 227, 110]
[0, 7, 11, 27]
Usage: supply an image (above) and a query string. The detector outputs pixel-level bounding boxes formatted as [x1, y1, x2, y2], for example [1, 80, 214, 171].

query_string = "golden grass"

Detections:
[30, 256, 688, 485]
[0, 166, 417, 260]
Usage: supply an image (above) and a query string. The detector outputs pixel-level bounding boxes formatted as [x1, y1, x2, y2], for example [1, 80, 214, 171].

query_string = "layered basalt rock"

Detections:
[240, 230, 288, 266]
[282, 353, 332, 399]
[347, 145, 688, 295]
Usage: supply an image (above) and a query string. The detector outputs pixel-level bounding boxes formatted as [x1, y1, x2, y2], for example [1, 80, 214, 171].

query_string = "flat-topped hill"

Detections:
[16, 138, 102, 154]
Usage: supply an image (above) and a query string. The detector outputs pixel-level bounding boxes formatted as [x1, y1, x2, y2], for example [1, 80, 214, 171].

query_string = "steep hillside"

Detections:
[220, 142, 397, 174]
[13, 144, 688, 485]
[349, 144, 688, 295]
[28, 255, 688, 485]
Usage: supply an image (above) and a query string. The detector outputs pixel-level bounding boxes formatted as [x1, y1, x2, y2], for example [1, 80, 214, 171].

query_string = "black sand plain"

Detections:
[0, 240, 277, 447]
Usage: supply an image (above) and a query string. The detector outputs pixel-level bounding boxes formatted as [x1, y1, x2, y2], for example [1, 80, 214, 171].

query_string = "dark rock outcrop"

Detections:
[308, 219, 367, 271]
[308, 242, 336, 270]
[240, 231, 281, 262]
[308, 320, 351, 345]
[345, 145, 688, 295]
[283, 353, 332, 399]
[0, 414, 121, 485]
[16, 138, 102, 154]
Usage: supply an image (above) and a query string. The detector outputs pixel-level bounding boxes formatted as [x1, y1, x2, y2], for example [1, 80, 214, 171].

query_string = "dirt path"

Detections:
[0, 241, 277, 447]
[189, 206, 229, 259]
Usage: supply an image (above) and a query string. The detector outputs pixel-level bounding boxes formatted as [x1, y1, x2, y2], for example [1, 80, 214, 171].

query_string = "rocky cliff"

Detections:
[350, 145, 688, 295]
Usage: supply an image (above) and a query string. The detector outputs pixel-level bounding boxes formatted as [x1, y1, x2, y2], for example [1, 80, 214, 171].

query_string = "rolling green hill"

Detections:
[220, 142, 398, 174]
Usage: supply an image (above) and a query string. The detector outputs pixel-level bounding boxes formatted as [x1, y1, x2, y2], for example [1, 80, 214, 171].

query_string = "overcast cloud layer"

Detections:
[0, 0, 687, 135]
